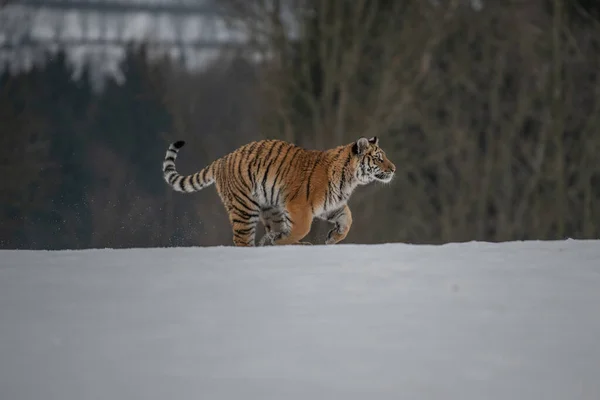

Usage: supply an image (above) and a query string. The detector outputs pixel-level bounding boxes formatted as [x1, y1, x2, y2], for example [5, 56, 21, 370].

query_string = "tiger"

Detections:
[162, 136, 396, 247]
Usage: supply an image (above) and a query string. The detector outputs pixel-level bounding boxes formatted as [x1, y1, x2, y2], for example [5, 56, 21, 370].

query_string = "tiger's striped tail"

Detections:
[162, 140, 216, 193]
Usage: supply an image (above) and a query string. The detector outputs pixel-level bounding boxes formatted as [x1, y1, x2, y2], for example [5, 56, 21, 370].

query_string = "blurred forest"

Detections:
[1, 0, 600, 249]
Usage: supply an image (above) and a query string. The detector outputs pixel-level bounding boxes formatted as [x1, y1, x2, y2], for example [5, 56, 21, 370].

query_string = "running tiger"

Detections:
[162, 137, 396, 246]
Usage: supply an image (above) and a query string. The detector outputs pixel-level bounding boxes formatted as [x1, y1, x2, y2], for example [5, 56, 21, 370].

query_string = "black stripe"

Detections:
[185, 176, 194, 191]
[327, 206, 345, 222]
[285, 214, 294, 224]
[253, 141, 269, 166]
[269, 144, 294, 204]
[261, 142, 285, 199]
[236, 227, 256, 235]
[306, 153, 323, 200]
[327, 181, 336, 206]
[230, 204, 259, 220]
[246, 142, 259, 154]
[339, 151, 353, 193]
[249, 141, 268, 186]
[260, 140, 278, 169]
[210, 163, 217, 185]
[228, 169, 259, 207]
[247, 164, 255, 189]
[226, 153, 235, 182]
[192, 172, 201, 189]
[278, 147, 301, 184]
[215, 160, 223, 188]
[251, 141, 267, 161]
[245, 142, 259, 188]
[277, 148, 303, 203]
[234, 182, 259, 208]
[223, 154, 234, 186]
[288, 182, 303, 201]
[233, 231, 250, 239]
[229, 191, 256, 212]
[232, 218, 257, 225]
[264, 142, 278, 169]
[236, 150, 252, 192]
[231, 189, 259, 210]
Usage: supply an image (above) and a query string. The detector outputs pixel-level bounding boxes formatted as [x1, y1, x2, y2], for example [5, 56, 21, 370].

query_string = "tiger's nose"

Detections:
[390, 164, 396, 173]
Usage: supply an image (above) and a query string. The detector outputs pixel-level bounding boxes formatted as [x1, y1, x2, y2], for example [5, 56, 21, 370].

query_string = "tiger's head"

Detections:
[352, 136, 396, 184]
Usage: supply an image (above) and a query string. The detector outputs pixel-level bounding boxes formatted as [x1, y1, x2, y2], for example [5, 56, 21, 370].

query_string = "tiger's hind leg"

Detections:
[214, 169, 260, 247]
[228, 210, 259, 246]
[224, 201, 260, 247]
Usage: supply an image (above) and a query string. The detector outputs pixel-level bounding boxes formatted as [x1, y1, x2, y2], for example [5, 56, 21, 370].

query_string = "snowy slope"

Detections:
[1, 240, 600, 400]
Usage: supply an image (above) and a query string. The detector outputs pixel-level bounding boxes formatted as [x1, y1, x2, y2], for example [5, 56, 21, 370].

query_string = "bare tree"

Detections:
[220, 0, 460, 242]
[218, 0, 600, 244]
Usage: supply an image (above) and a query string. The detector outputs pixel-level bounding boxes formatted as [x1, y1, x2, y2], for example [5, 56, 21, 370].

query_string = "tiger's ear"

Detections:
[368, 136, 379, 146]
[353, 137, 370, 155]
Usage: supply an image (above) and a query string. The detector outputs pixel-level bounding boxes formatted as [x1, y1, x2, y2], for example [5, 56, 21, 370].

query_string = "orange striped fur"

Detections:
[162, 137, 396, 246]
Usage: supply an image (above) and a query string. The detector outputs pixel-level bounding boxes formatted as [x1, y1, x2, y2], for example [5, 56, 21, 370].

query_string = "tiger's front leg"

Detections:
[259, 221, 313, 246]
[259, 206, 313, 246]
[325, 205, 352, 245]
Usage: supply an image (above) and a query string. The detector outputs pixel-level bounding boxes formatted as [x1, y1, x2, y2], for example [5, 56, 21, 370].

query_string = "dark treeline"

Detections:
[2, 0, 600, 249]
[0, 46, 260, 249]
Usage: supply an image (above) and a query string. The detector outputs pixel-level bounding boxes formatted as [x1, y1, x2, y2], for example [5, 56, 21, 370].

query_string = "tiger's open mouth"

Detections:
[375, 172, 394, 183]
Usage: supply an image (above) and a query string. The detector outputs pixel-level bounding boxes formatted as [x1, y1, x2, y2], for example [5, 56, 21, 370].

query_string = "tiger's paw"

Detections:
[258, 233, 275, 246]
[325, 229, 337, 245]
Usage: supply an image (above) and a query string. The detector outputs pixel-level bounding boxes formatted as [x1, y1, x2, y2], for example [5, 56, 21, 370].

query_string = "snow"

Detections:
[1, 240, 600, 400]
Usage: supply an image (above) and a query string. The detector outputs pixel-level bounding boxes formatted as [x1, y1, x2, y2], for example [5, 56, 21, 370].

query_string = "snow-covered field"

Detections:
[1, 240, 600, 400]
